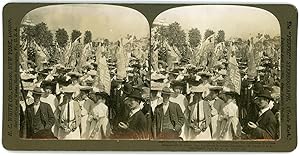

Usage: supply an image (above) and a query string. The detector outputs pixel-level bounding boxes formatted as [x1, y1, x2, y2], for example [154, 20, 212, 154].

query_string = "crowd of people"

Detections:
[19, 27, 280, 141]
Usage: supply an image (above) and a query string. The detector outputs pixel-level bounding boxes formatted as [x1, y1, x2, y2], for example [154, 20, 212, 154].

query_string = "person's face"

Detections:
[44, 87, 52, 94]
[256, 97, 269, 109]
[126, 98, 139, 110]
[150, 90, 158, 98]
[162, 93, 170, 103]
[173, 86, 182, 94]
[33, 93, 41, 103]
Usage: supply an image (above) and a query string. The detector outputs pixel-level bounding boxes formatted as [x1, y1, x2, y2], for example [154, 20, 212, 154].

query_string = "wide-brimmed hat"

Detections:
[190, 85, 206, 93]
[198, 71, 212, 77]
[256, 89, 273, 100]
[68, 71, 83, 78]
[122, 83, 134, 95]
[170, 80, 185, 89]
[87, 70, 97, 76]
[20, 73, 36, 81]
[218, 69, 227, 76]
[151, 73, 166, 81]
[62, 86, 76, 93]
[22, 82, 34, 91]
[209, 85, 223, 91]
[161, 86, 173, 95]
[126, 88, 143, 101]
[32, 87, 44, 95]
[80, 85, 92, 91]
[150, 81, 164, 91]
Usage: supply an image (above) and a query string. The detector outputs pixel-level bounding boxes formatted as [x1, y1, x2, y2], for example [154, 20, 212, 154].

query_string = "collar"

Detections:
[130, 107, 140, 117]
[259, 107, 269, 117]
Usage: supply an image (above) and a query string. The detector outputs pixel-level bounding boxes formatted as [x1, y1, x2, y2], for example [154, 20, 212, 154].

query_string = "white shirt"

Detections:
[33, 102, 40, 114]
[129, 107, 140, 117]
[162, 101, 169, 115]
[258, 107, 270, 117]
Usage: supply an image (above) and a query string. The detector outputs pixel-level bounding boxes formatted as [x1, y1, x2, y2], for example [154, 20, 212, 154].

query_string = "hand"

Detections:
[247, 122, 257, 129]
[118, 122, 128, 129]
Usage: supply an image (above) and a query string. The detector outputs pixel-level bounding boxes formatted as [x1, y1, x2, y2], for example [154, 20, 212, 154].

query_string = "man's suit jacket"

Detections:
[25, 102, 55, 138]
[122, 110, 147, 139]
[153, 102, 185, 138]
[250, 109, 278, 140]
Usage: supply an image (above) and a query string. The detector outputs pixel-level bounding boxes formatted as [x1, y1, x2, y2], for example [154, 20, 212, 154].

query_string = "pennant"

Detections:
[247, 40, 258, 78]
[227, 45, 241, 94]
[115, 42, 127, 79]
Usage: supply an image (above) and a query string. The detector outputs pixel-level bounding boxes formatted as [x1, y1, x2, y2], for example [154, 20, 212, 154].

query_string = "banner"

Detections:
[96, 54, 111, 95]
[247, 39, 258, 78]
[115, 42, 127, 79]
[198, 34, 215, 67]
[227, 45, 241, 94]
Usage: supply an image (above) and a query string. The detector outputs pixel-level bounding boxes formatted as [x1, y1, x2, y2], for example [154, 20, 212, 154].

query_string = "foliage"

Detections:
[55, 28, 69, 48]
[84, 30, 92, 44]
[71, 30, 82, 43]
[188, 28, 201, 48]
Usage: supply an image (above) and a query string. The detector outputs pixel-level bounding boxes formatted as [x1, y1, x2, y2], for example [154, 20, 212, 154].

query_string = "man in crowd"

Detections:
[25, 87, 56, 139]
[153, 87, 184, 140]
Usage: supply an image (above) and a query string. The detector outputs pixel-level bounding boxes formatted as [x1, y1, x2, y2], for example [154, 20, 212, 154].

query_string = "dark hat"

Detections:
[41, 80, 56, 90]
[32, 87, 44, 95]
[209, 86, 223, 91]
[161, 87, 173, 95]
[256, 89, 273, 100]
[95, 91, 109, 100]
[170, 80, 185, 89]
[122, 83, 134, 95]
[126, 88, 143, 101]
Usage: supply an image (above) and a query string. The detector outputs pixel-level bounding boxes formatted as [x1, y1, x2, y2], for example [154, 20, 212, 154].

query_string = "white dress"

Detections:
[79, 98, 92, 139]
[57, 100, 81, 140]
[188, 100, 212, 141]
[219, 100, 240, 140]
[87, 102, 110, 140]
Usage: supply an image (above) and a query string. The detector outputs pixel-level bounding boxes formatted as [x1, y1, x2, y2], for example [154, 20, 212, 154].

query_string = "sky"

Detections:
[23, 4, 150, 41]
[154, 5, 280, 40]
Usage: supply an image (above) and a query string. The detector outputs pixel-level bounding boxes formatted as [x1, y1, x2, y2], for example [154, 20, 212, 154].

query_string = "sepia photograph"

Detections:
[19, 4, 150, 140]
[151, 5, 281, 141]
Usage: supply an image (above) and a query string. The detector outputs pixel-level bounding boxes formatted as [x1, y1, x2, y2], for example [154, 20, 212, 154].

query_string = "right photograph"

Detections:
[150, 5, 281, 141]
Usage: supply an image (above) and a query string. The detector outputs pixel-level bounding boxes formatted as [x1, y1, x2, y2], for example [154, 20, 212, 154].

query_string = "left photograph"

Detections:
[19, 4, 150, 140]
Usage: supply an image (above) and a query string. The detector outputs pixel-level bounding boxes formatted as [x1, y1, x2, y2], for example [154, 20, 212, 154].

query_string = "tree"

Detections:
[33, 22, 53, 49]
[188, 28, 201, 48]
[84, 30, 92, 44]
[55, 28, 68, 47]
[166, 22, 186, 47]
[203, 29, 215, 41]
[216, 30, 225, 43]
[71, 30, 82, 43]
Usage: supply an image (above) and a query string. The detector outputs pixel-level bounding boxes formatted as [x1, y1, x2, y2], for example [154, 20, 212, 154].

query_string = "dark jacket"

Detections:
[153, 102, 184, 139]
[121, 110, 147, 140]
[250, 109, 278, 140]
[25, 102, 55, 139]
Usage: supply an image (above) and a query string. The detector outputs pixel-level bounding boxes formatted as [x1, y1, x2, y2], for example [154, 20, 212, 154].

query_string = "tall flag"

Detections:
[227, 44, 241, 94]
[20, 39, 28, 70]
[115, 41, 127, 79]
[247, 39, 258, 79]
[95, 52, 111, 95]
[164, 40, 180, 69]
[198, 34, 215, 67]
[78, 42, 92, 69]
[151, 40, 159, 71]
[33, 40, 48, 70]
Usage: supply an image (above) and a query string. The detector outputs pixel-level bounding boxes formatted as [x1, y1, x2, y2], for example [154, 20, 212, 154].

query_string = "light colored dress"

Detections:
[57, 100, 81, 140]
[87, 101, 110, 140]
[219, 100, 240, 140]
[188, 100, 212, 141]
[79, 98, 93, 139]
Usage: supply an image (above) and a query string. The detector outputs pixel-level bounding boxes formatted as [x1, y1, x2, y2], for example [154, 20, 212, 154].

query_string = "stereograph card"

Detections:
[2, 3, 297, 151]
